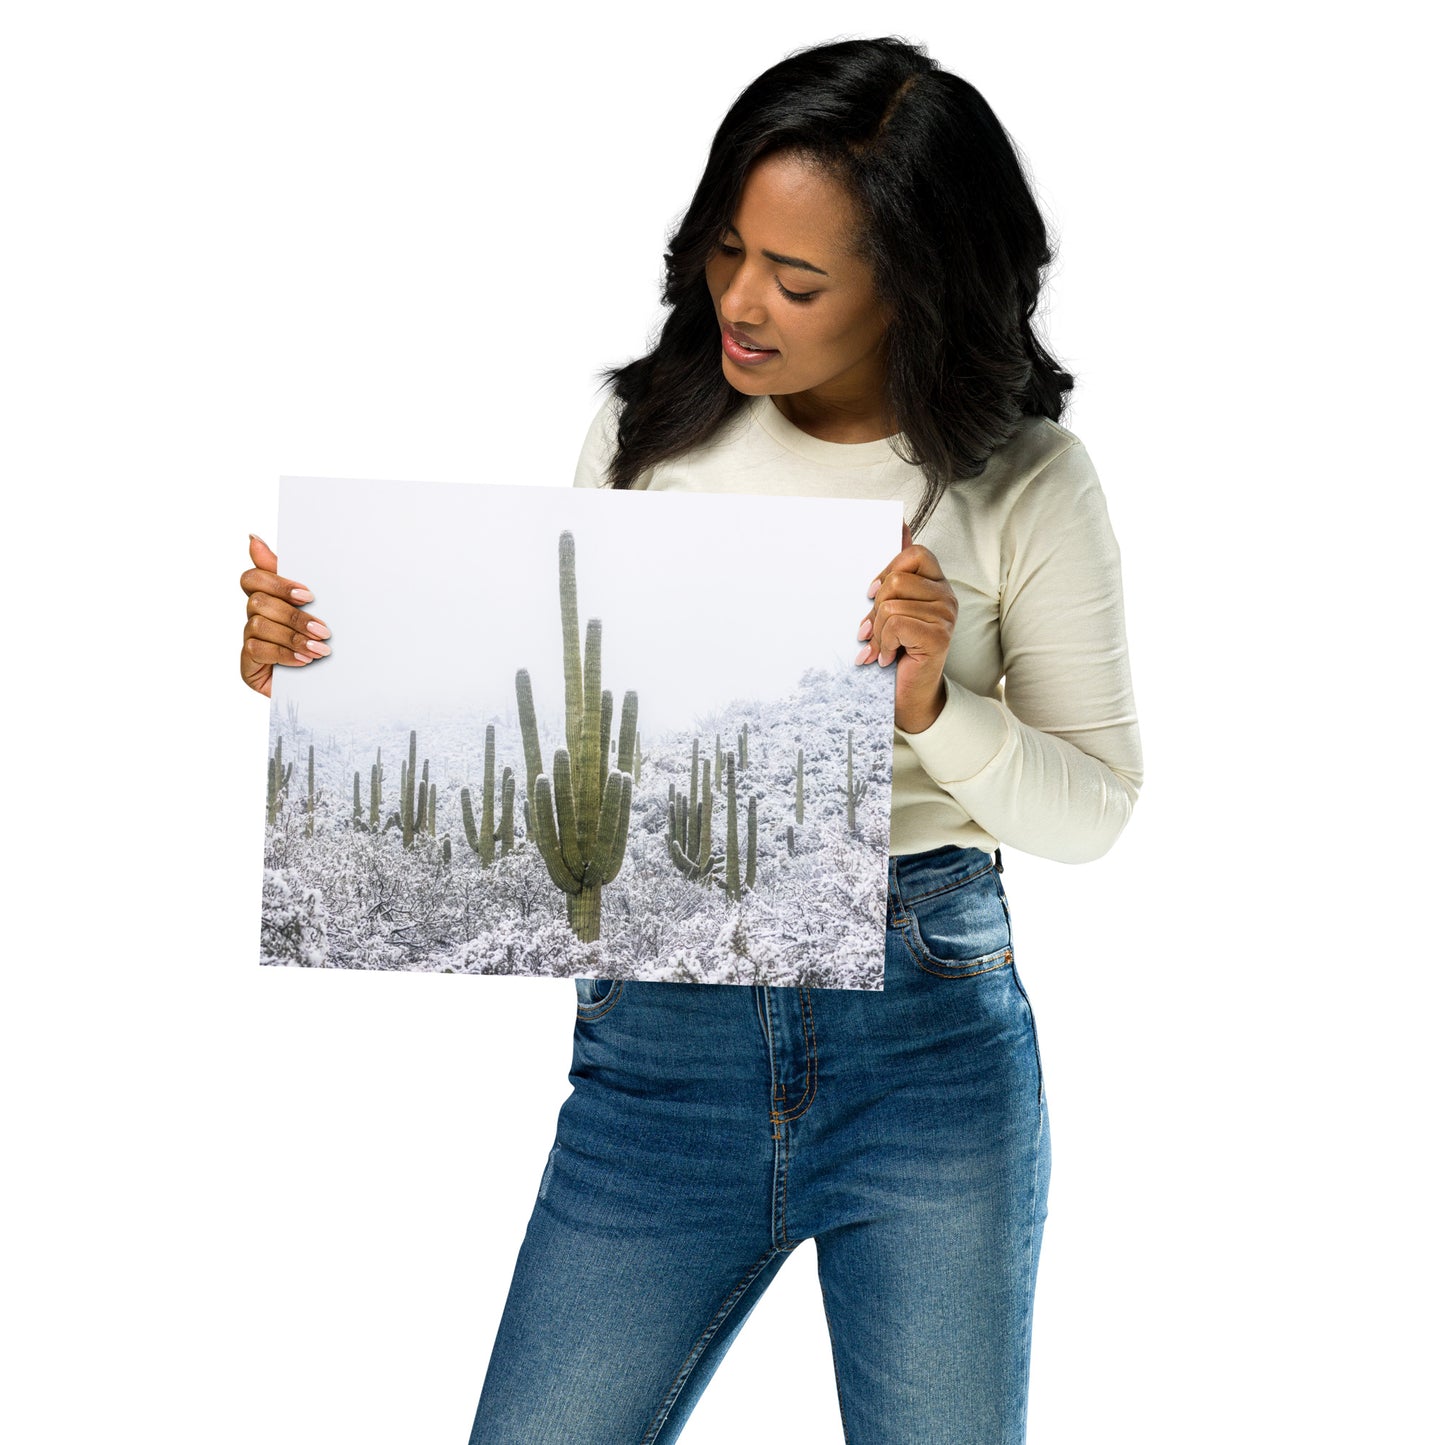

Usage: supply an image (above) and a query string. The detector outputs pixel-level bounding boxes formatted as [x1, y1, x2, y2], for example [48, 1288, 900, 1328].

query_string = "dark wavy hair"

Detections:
[600, 35, 1074, 534]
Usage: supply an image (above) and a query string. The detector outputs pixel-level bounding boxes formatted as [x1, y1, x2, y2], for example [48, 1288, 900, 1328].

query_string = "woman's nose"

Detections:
[720, 265, 768, 327]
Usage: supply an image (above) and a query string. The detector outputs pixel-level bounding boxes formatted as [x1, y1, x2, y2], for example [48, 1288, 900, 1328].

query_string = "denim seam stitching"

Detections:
[1011, 968, 1045, 1111]
[760, 991, 785, 1247]
[772, 986, 818, 1122]
[1016, 1074, 1047, 1441]
[777, 1114, 794, 1248]
[899, 915, 1014, 979]
[576, 979, 626, 1020]
[895, 859, 996, 907]
[815, 1263, 853, 1445]
[640, 1245, 786, 1445]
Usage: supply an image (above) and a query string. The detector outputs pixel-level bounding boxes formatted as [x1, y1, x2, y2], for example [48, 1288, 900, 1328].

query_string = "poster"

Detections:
[261, 477, 898, 988]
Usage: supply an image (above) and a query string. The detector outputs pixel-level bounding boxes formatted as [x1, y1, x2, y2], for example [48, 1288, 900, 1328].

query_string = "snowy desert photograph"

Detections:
[262, 479, 899, 988]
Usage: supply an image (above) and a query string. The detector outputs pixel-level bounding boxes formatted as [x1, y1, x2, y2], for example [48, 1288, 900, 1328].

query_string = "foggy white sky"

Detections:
[272, 478, 902, 735]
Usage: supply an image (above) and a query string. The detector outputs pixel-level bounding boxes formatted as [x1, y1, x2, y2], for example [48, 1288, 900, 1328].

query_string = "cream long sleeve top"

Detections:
[573, 391, 1143, 864]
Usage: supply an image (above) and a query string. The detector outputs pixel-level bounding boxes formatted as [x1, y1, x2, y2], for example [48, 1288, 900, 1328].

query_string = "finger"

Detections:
[243, 532, 315, 602]
[240, 653, 273, 698]
[858, 579, 954, 648]
[887, 542, 943, 577]
[872, 607, 954, 667]
[240, 562, 315, 605]
[868, 542, 943, 597]
[242, 634, 320, 669]
[869, 570, 952, 605]
[244, 611, 332, 659]
[902, 520, 914, 550]
[246, 590, 330, 640]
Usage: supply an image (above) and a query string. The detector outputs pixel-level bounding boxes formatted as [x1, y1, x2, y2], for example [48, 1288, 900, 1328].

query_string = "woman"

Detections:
[240, 36, 1142, 1444]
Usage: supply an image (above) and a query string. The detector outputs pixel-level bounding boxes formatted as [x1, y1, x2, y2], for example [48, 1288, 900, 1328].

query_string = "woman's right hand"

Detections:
[239, 535, 331, 698]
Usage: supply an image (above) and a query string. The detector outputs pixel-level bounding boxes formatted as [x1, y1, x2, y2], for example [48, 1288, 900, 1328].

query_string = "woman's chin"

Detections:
[721, 361, 777, 395]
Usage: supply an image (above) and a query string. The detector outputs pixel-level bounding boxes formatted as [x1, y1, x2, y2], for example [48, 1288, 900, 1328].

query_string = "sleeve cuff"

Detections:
[895, 673, 1011, 785]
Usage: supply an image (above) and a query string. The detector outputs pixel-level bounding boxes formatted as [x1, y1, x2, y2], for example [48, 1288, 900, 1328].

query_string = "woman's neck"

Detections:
[768, 389, 898, 444]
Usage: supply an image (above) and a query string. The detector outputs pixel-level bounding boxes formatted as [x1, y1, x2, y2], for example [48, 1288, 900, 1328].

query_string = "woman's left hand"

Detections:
[856, 522, 958, 734]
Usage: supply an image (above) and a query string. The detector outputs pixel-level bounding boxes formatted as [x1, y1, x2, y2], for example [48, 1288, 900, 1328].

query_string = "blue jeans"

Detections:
[468, 846, 1050, 1443]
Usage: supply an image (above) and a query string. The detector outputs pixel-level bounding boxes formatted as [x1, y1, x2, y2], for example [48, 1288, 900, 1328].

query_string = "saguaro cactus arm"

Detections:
[499, 767, 515, 855]
[515, 668, 544, 839]
[532, 776, 583, 895]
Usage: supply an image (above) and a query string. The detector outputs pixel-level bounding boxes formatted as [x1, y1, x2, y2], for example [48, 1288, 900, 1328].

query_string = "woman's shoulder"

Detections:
[975, 414, 1106, 518]
[990, 413, 1088, 481]
[921, 414, 1106, 557]
[571, 387, 760, 491]
[571, 391, 625, 490]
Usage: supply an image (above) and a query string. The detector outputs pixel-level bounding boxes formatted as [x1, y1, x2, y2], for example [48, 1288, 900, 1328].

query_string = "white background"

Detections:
[3, 2, 1438, 1441]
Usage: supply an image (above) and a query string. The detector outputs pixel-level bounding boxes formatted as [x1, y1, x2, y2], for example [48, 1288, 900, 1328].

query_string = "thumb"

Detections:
[901, 520, 914, 550]
[249, 533, 278, 571]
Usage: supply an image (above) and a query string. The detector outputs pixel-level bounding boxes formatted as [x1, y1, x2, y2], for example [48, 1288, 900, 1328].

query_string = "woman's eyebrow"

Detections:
[723, 224, 829, 276]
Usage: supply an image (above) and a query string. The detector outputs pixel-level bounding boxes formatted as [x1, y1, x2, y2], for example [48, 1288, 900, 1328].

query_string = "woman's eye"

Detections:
[714, 240, 816, 303]
[776, 279, 817, 304]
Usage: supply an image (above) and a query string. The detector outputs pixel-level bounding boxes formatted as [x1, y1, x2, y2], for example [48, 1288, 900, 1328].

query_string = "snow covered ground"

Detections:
[260, 659, 893, 989]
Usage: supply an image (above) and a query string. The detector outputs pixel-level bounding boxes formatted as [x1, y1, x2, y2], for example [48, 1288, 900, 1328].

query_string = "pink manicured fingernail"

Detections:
[306, 621, 330, 639]
[867, 579, 881, 598]
[305, 640, 331, 656]
[291, 588, 314, 602]
[855, 646, 871, 664]
[857, 619, 872, 641]
[293, 652, 312, 663]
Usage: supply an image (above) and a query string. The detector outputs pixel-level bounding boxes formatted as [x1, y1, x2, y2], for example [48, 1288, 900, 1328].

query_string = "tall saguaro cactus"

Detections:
[517, 531, 636, 943]
[723, 751, 757, 903]
[795, 747, 805, 824]
[460, 724, 516, 866]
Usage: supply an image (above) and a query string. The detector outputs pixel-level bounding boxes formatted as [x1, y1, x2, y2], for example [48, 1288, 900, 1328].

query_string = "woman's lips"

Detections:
[721, 324, 779, 366]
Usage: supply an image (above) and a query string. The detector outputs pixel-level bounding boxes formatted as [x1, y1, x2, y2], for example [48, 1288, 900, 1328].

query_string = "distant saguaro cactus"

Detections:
[305, 744, 315, 838]
[841, 728, 868, 837]
[737, 723, 748, 770]
[369, 748, 382, 831]
[668, 738, 720, 883]
[384, 730, 431, 849]
[795, 748, 805, 824]
[517, 531, 636, 943]
[267, 738, 292, 826]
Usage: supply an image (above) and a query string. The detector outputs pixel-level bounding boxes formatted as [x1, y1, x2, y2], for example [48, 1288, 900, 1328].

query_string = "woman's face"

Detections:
[704, 152, 891, 418]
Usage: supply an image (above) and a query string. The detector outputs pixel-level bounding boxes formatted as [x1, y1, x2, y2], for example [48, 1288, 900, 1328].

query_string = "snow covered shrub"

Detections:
[260, 868, 328, 967]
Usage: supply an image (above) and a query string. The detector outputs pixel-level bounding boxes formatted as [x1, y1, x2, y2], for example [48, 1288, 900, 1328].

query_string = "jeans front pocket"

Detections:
[575, 975, 625, 1021]
[899, 860, 1014, 979]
